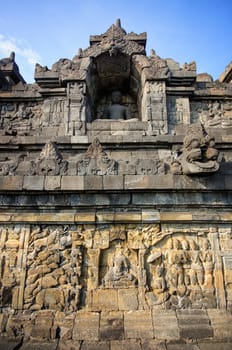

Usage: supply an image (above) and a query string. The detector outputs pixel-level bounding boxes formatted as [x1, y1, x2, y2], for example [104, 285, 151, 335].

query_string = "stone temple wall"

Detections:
[0, 20, 232, 349]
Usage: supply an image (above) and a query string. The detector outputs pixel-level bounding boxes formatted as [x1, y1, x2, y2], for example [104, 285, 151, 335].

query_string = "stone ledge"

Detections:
[0, 210, 232, 223]
[0, 176, 23, 190]
[0, 174, 231, 191]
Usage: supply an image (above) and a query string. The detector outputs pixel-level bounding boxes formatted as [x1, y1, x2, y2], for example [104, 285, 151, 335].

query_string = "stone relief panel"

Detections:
[0, 102, 42, 136]
[66, 82, 87, 135]
[141, 81, 168, 135]
[146, 235, 216, 309]
[0, 225, 29, 310]
[190, 100, 232, 128]
[41, 98, 65, 126]
[24, 225, 84, 312]
[0, 223, 231, 312]
[167, 96, 190, 134]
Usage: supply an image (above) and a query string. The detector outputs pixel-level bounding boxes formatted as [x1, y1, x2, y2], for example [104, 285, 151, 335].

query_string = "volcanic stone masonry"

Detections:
[0, 19, 232, 349]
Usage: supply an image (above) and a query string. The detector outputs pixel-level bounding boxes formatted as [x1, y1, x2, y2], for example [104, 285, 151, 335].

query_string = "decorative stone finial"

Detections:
[10, 52, 15, 61]
[115, 18, 121, 28]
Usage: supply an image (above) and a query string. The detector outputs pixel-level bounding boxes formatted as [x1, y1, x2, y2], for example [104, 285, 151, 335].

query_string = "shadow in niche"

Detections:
[86, 52, 142, 122]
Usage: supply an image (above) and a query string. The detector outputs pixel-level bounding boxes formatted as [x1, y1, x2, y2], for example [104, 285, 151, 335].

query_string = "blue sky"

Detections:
[0, 0, 231, 83]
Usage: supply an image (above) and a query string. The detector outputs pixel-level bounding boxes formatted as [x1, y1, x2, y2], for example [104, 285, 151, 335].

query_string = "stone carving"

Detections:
[171, 123, 220, 175]
[78, 20, 146, 59]
[102, 244, 137, 288]
[24, 226, 83, 312]
[31, 141, 68, 175]
[142, 81, 168, 135]
[0, 226, 26, 310]
[103, 90, 130, 120]
[146, 235, 217, 309]
[0, 223, 228, 316]
[0, 155, 23, 175]
[67, 82, 87, 135]
[77, 138, 118, 175]
[0, 103, 34, 135]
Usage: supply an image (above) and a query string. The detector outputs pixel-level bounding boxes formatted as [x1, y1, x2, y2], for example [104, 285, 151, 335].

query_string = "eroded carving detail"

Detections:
[24, 226, 83, 312]
[31, 141, 68, 175]
[0, 224, 229, 313]
[171, 123, 220, 175]
[77, 138, 118, 175]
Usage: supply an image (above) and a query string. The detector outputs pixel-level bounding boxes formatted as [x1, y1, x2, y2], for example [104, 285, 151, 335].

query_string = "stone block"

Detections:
[71, 135, 89, 143]
[20, 341, 57, 350]
[152, 309, 179, 340]
[81, 341, 110, 350]
[23, 176, 44, 190]
[103, 175, 124, 190]
[114, 212, 142, 223]
[100, 311, 124, 340]
[74, 212, 96, 223]
[57, 339, 81, 350]
[44, 176, 61, 190]
[96, 212, 115, 223]
[207, 309, 232, 339]
[177, 309, 213, 339]
[0, 176, 23, 190]
[110, 339, 142, 350]
[124, 175, 174, 190]
[118, 289, 139, 311]
[124, 310, 153, 339]
[166, 343, 200, 350]
[30, 325, 51, 340]
[61, 176, 84, 190]
[142, 210, 160, 223]
[92, 289, 118, 311]
[73, 312, 99, 341]
[141, 340, 166, 350]
[160, 212, 192, 222]
[84, 176, 103, 190]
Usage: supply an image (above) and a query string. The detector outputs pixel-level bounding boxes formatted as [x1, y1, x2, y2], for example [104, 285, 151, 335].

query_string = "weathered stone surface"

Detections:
[124, 310, 153, 339]
[177, 310, 213, 339]
[118, 289, 139, 310]
[73, 312, 99, 341]
[0, 19, 232, 349]
[23, 176, 44, 190]
[44, 176, 61, 190]
[92, 289, 118, 311]
[152, 309, 180, 340]
[81, 341, 110, 350]
[100, 311, 124, 340]
[61, 176, 84, 190]
[0, 176, 23, 190]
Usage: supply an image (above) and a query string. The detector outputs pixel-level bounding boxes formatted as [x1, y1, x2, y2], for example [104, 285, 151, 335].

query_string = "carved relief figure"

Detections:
[145, 234, 216, 310]
[24, 226, 83, 312]
[102, 244, 137, 288]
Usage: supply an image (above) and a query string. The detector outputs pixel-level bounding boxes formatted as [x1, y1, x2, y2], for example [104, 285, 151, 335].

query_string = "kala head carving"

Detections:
[171, 123, 220, 175]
